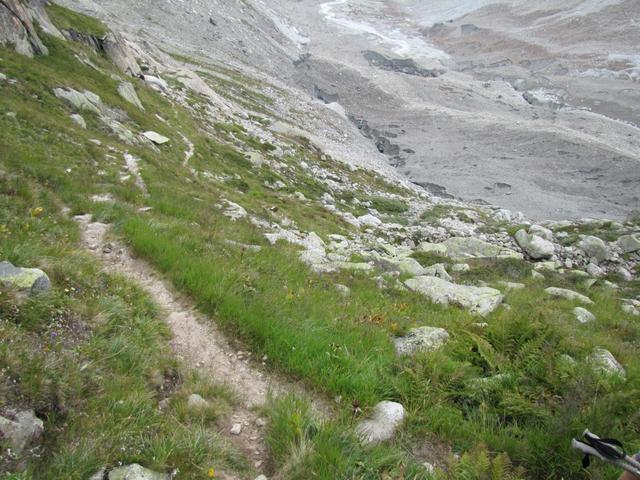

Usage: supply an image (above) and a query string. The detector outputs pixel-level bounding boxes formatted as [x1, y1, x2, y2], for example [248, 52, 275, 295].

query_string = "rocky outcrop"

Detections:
[102, 32, 142, 77]
[405, 276, 503, 316]
[118, 81, 144, 110]
[0, 260, 51, 296]
[617, 234, 640, 254]
[0, 0, 49, 57]
[394, 326, 449, 356]
[356, 401, 405, 444]
[440, 237, 521, 260]
[588, 349, 625, 379]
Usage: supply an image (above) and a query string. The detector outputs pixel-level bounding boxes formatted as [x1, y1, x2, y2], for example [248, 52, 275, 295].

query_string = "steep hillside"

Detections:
[0, 2, 639, 479]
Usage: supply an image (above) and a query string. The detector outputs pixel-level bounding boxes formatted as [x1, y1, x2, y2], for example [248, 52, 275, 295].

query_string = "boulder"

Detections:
[143, 75, 168, 91]
[0, 410, 44, 453]
[386, 257, 425, 276]
[405, 276, 503, 316]
[118, 82, 144, 110]
[588, 349, 625, 379]
[143, 131, 170, 145]
[514, 229, 554, 259]
[497, 281, 525, 290]
[107, 464, 170, 480]
[393, 326, 449, 356]
[356, 401, 404, 444]
[617, 234, 640, 254]
[442, 237, 521, 260]
[545, 287, 593, 305]
[0, 0, 48, 57]
[573, 307, 595, 324]
[586, 263, 605, 277]
[0, 261, 51, 295]
[578, 236, 609, 263]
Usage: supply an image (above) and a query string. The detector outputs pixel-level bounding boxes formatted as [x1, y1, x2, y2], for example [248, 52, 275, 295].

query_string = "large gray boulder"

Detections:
[573, 307, 596, 324]
[393, 326, 449, 356]
[405, 276, 503, 316]
[0, 0, 48, 57]
[0, 261, 51, 296]
[514, 229, 555, 259]
[356, 401, 404, 444]
[0, 410, 44, 453]
[617, 234, 640, 254]
[578, 236, 609, 263]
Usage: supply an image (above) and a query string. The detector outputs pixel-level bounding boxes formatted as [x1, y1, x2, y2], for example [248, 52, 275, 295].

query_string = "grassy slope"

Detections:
[0, 4, 639, 479]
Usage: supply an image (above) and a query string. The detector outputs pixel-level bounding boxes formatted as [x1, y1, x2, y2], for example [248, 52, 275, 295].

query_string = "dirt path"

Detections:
[74, 214, 307, 474]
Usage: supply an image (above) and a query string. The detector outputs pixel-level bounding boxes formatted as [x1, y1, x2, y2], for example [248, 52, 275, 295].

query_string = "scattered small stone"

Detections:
[187, 394, 209, 410]
[356, 401, 405, 444]
[70, 113, 86, 128]
[573, 307, 596, 324]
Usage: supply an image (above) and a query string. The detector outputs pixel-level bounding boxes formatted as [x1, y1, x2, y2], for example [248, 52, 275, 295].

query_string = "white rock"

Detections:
[451, 263, 470, 272]
[515, 229, 555, 259]
[545, 287, 593, 304]
[405, 276, 503, 316]
[143, 75, 168, 91]
[529, 225, 553, 241]
[416, 242, 447, 256]
[70, 113, 86, 129]
[357, 214, 382, 227]
[118, 81, 144, 110]
[573, 307, 596, 324]
[335, 284, 350, 296]
[143, 131, 170, 145]
[423, 263, 452, 282]
[617, 267, 633, 282]
[106, 464, 169, 479]
[586, 263, 605, 277]
[497, 281, 525, 290]
[393, 326, 449, 356]
[356, 401, 404, 444]
[221, 200, 247, 221]
[230, 423, 243, 435]
[588, 349, 625, 378]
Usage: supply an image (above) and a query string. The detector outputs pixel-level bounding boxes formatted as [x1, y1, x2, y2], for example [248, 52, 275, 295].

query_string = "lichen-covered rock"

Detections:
[423, 263, 452, 282]
[0, 410, 44, 453]
[405, 276, 503, 316]
[393, 326, 449, 356]
[588, 349, 625, 379]
[617, 234, 640, 254]
[573, 307, 596, 324]
[415, 242, 447, 256]
[515, 229, 555, 259]
[0, 261, 51, 296]
[356, 401, 404, 444]
[545, 287, 593, 304]
[578, 236, 609, 263]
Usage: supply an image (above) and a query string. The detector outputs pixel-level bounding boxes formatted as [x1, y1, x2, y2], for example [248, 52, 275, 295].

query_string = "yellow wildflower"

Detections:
[207, 468, 215, 478]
